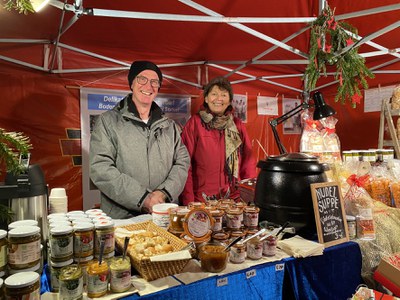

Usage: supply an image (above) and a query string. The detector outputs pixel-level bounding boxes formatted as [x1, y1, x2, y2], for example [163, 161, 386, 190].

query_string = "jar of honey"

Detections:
[211, 231, 230, 245]
[8, 226, 41, 270]
[263, 236, 277, 256]
[198, 241, 228, 273]
[169, 206, 190, 232]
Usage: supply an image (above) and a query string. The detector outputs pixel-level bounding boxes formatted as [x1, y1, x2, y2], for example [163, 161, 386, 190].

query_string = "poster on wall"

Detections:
[257, 95, 278, 115]
[364, 85, 396, 112]
[80, 87, 191, 210]
[232, 94, 248, 123]
[282, 97, 302, 134]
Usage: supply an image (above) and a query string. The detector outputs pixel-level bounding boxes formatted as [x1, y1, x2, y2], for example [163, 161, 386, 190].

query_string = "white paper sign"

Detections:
[364, 85, 396, 112]
[257, 96, 278, 115]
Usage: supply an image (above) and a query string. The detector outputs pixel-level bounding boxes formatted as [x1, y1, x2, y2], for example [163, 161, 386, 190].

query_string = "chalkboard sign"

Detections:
[310, 182, 349, 247]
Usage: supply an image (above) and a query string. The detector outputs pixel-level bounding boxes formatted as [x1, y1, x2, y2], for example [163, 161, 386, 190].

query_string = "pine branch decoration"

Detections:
[0, 128, 32, 175]
[304, 5, 374, 107]
[3, 0, 34, 14]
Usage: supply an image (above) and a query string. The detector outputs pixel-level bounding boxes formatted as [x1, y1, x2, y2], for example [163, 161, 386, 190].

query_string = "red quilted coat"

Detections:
[179, 114, 256, 205]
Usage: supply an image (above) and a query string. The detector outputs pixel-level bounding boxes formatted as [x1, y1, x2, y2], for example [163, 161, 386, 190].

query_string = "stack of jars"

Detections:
[0, 220, 43, 299]
[47, 208, 116, 297]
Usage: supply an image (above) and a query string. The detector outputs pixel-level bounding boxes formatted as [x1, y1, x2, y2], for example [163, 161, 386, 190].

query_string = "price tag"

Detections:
[217, 277, 228, 287]
[246, 269, 257, 279]
[275, 263, 284, 271]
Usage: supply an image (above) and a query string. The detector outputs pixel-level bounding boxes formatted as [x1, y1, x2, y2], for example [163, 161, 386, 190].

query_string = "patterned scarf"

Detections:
[199, 108, 242, 182]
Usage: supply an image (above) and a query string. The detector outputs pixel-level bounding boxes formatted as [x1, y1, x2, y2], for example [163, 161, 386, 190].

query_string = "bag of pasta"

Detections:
[320, 116, 341, 163]
[300, 110, 324, 155]
[364, 164, 393, 207]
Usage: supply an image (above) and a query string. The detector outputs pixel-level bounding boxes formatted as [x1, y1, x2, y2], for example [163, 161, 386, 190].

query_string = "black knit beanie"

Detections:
[127, 61, 163, 89]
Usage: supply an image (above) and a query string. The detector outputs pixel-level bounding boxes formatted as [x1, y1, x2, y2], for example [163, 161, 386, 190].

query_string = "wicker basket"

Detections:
[115, 220, 190, 281]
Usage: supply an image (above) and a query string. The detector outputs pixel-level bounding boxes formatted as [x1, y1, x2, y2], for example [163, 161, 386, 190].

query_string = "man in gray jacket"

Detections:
[89, 61, 190, 219]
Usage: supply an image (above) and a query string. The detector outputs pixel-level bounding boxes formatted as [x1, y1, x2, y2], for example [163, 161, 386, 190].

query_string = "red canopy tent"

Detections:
[1, 0, 399, 209]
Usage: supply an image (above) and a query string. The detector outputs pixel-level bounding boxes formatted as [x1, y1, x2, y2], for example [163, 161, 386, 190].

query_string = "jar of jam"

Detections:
[8, 226, 41, 270]
[243, 206, 260, 229]
[230, 242, 246, 264]
[188, 201, 205, 210]
[226, 207, 243, 230]
[94, 220, 115, 256]
[263, 236, 277, 257]
[87, 260, 109, 298]
[109, 256, 131, 293]
[0, 230, 7, 276]
[212, 231, 230, 245]
[50, 225, 74, 262]
[58, 264, 83, 300]
[210, 209, 224, 232]
[198, 241, 228, 273]
[73, 222, 94, 258]
[4, 271, 40, 300]
[247, 237, 263, 260]
[50, 259, 74, 292]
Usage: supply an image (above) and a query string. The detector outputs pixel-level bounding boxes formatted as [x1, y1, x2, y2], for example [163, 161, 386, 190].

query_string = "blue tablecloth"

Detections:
[283, 241, 363, 300]
[42, 241, 363, 299]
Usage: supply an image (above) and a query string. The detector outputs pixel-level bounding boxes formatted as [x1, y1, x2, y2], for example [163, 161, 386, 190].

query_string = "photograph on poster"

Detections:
[282, 97, 302, 134]
[257, 95, 278, 116]
[232, 94, 248, 123]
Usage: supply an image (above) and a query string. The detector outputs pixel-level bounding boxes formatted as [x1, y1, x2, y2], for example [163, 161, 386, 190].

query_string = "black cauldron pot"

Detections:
[254, 152, 328, 238]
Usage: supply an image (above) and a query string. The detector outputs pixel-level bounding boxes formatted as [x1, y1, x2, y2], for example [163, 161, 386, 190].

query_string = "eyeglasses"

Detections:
[136, 75, 161, 88]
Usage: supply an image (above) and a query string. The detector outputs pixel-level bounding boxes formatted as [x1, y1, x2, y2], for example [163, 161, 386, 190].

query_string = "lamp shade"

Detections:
[31, 0, 50, 12]
[313, 91, 336, 120]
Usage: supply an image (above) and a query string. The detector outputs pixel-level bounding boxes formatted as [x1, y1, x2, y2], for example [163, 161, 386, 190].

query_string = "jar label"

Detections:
[74, 231, 94, 256]
[87, 272, 109, 295]
[59, 278, 83, 300]
[247, 242, 263, 260]
[0, 244, 7, 268]
[243, 211, 259, 228]
[8, 239, 41, 265]
[110, 269, 131, 292]
[95, 231, 115, 254]
[51, 235, 73, 259]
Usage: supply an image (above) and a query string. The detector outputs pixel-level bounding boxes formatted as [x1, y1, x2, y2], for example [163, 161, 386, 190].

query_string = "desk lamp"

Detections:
[269, 91, 336, 154]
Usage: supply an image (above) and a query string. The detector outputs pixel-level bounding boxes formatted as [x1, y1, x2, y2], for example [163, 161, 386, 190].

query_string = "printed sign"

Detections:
[310, 182, 349, 247]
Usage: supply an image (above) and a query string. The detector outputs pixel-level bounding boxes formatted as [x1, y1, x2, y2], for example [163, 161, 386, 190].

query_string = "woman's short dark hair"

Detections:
[203, 77, 234, 106]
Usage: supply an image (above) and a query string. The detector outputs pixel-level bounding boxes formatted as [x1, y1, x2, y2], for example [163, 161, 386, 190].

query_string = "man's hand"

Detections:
[142, 190, 167, 213]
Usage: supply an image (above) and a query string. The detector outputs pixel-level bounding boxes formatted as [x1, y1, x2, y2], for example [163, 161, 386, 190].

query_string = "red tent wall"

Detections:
[0, 62, 392, 211]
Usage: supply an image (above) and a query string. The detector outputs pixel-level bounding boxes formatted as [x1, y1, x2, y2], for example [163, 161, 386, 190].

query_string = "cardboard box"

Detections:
[376, 253, 400, 293]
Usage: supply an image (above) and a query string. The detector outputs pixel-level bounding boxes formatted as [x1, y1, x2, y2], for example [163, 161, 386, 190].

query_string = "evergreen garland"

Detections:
[3, 0, 34, 14]
[0, 128, 32, 175]
[304, 5, 374, 107]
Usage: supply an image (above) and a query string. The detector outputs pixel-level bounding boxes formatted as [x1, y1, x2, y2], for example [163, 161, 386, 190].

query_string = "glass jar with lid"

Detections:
[0, 230, 7, 276]
[73, 222, 94, 258]
[50, 258, 74, 292]
[50, 225, 74, 262]
[58, 264, 83, 300]
[94, 220, 115, 256]
[109, 256, 131, 293]
[226, 207, 243, 230]
[5, 271, 40, 300]
[87, 260, 109, 298]
[8, 226, 41, 270]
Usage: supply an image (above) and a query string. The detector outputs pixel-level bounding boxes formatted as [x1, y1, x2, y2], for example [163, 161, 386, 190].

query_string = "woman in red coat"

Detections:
[179, 77, 256, 205]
